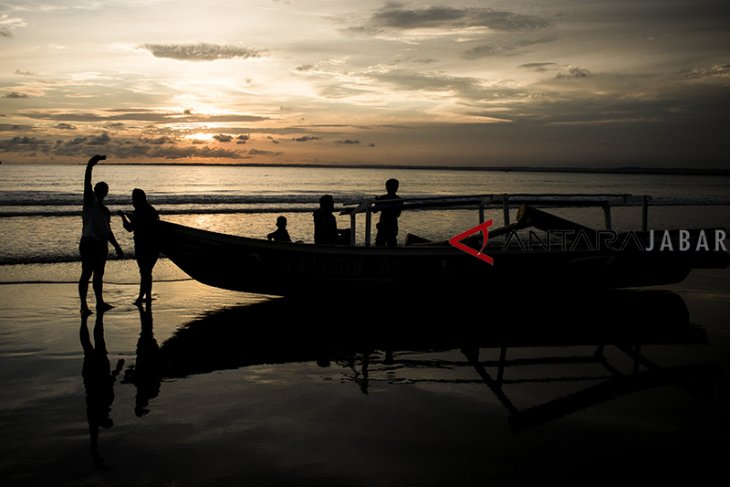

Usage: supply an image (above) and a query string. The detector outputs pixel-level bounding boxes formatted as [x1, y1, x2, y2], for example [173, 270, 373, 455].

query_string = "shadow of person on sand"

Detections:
[79, 310, 124, 470]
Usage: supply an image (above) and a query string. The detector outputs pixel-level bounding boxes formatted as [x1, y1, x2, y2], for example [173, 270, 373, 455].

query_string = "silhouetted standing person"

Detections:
[120, 188, 159, 306]
[313, 194, 349, 245]
[267, 215, 292, 242]
[79, 154, 123, 315]
[374, 178, 403, 247]
[80, 310, 124, 469]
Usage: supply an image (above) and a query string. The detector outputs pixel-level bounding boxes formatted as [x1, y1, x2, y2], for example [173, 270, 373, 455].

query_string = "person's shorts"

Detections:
[79, 237, 108, 264]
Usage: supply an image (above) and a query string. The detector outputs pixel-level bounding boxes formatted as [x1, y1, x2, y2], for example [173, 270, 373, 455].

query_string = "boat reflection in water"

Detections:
[147, 290, 718, 431]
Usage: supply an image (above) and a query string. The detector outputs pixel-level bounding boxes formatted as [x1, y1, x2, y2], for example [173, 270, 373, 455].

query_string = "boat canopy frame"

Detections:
[341, 193, 653, 247]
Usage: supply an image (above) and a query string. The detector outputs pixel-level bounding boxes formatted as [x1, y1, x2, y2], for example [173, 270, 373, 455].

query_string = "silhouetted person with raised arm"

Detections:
[79, 154, 123, 315]
[267, 215, 292, 242]
[80, 310, 124, 469]
[313, 194, 349, 245]
[374, 178, 403, 247]
[119, 188, 159, 306]
[122, 303, 162, 417]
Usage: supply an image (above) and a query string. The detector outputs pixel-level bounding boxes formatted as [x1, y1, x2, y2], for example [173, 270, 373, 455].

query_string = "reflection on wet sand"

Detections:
[79, 310, 124, 469]
[140, 290, 719, 430]
[122, 304, 162, 417]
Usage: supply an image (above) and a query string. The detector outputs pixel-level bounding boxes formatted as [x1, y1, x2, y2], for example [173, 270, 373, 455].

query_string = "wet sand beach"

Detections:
[0, 268, 728, 486]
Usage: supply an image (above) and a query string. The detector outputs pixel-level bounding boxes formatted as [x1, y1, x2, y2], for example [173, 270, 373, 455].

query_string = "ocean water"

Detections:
[0, 164, 728, 283]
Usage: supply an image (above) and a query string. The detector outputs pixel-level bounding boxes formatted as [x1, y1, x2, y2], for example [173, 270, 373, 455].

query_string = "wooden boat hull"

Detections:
[157, 221, 729, 296]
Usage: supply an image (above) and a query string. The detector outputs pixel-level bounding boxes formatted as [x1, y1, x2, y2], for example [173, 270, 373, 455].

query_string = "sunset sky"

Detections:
[1, 0, 728, 167]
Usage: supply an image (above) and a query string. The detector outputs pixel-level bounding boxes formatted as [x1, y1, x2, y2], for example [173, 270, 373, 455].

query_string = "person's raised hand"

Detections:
[88, 154, 107, 166]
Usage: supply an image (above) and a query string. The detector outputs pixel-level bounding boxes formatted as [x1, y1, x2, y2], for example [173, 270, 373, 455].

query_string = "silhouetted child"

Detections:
[313, 195, 350, 245]
[267, 215, 292, 242]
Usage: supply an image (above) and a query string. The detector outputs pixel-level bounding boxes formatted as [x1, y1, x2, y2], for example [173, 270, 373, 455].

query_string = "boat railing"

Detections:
[341, 193, 651, 247]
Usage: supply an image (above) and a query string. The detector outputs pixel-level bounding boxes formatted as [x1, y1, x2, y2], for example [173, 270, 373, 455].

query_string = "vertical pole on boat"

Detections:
[349, 212, 357, 246]
[479, 200, 485, 224]
[603, 204, 612, 230]
[641, 195, 649, 231]
[365, 203, 372, 247]
[502, 194, 511, 225]
[497, 346, 507, 386]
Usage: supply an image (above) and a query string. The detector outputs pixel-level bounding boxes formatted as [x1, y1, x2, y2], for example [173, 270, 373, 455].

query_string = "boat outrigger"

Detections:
[156, 194, 729, 297]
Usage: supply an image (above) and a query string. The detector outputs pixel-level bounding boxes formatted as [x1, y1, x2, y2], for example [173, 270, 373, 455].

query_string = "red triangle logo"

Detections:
[449, 219, 494, 265]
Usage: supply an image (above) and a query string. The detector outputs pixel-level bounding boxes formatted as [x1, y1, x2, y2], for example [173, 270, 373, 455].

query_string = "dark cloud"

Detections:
[296, 64, 315, 72]
[15, 69, 35, 76]
[213, 134, 234, 143]
[556, 67, 592, 79]
[0, 136, 50, 152]
[335, 139, 360, 145]
[56, 123, 77, 130]
[5, 92, 29, 99]
[366, 69, 489, 100]
[351, 5, 549, 34]
[249, 148, 282, 156]
[141, 136, 176, 145]
[0, 124, 31, 131]
[236, 135, 249, 144]
[87, 133, 111, 145]
[519, 62, 558, 72]
[267, 136, 280, 144]
[139, 43, 265, 62]
[463, 38, 552, 59]
[292, 136, 320, 142]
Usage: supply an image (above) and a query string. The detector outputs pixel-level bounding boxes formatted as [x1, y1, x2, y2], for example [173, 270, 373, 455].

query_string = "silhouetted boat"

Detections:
[157, 196, 728, 296]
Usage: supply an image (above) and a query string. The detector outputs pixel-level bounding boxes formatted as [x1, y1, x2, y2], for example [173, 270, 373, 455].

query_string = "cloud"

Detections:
[366, 69, 488, 100]
[5, 92, 29, 99]
[556, 67, 592, 79]
[0, 136, 50, 152]
[292, 136, 320, 142]
[140, 136, 176, 145]
[15, 69, 35, 76]
[236, 135, 249, 144]
[0, 124, 31, 131]
[56, 123, 77, 130]
[519, 62, 558, 72]
[213, 134, 234, 142]
[139, 43, 265, 62]
[680, 63, 730, 80]
[463, 38, 552, 59]
[351, 5, 549, 34]
[335, 139, 360, 145]
[87, 132, 111, 145]
[1, 14, 27, 38]
[249, 148, 282, 156]
[20, 110, 269, 123]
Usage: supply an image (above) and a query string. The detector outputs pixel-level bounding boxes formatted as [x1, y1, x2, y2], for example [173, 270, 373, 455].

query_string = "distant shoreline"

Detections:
[111, 163, 730, 176]
[5, 161, 729, 176]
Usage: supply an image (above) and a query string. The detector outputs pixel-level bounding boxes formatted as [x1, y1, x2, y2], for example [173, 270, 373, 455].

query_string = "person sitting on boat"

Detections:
[267, 215, 292, 242]
[374, 178, 403, 247]
[313, 194, 349, 245]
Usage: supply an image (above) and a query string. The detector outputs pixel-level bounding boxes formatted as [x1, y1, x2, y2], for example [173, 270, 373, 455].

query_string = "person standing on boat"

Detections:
[79, 154, 123, 315]
[267, 215, 292, 242]
[313, 194, 349, 245]
[374, 178, 403, 247]
[119, 188, 160, 306]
